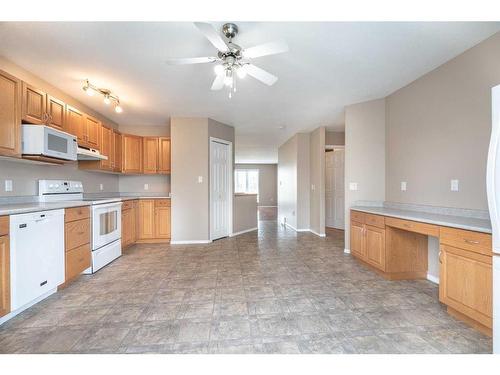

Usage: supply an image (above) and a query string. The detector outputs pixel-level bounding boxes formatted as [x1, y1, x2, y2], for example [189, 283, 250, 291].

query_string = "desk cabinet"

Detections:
[350, 213, 385, 271]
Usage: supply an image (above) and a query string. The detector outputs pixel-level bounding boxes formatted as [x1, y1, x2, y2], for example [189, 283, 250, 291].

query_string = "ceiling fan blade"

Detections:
[194, 22, 229, 52]
[243, 40, 289, 58]
[211, 74, 225, 90]
[245, 64, 278, 86]
[165, 57, 217, 65]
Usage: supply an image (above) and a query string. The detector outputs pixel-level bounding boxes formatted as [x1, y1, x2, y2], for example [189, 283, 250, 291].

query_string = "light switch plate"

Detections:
[401, 181, 407, 191]
[349, 182, 358, 191]
[144, 184, 149, 190]
[311, 184, 315, 191]
[5, 180, 12, 192]
[198, 176, 203, 183]
[451, 179, 459, 192]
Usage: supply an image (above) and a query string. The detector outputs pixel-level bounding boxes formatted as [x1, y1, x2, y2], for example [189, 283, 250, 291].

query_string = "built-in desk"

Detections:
[350, 207, 492, 336]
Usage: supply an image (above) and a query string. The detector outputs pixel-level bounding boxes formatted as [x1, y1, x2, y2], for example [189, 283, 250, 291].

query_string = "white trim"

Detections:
[344, 248, 351, 254]
[325, 145, 345, 151]
[209, 137, 233, 241]
[284, 222, 298, 231]
[310, 229, 326, 237]
[258, 205, 277, 208]
[170, 240, 213, 245]
[230, 227, 258, 237]
[426, 273, 440, 284]
[0, 288, 57, 326]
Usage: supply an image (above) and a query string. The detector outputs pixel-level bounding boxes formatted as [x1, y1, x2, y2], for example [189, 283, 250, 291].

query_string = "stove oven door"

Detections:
[92, 202, 122, 250]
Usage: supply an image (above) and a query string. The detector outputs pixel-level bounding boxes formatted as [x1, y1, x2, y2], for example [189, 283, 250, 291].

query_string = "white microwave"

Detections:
[22, 125, 78, 161]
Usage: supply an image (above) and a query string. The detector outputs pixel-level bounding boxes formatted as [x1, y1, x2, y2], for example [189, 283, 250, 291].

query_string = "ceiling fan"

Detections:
[165, 22, 289, 97]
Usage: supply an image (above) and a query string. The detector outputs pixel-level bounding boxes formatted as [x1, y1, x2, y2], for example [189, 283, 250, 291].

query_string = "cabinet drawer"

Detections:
[350, 210, 365, 223]
[65, 244, 91, 281]
[0, 216, 8, 236]
[155, 199, 171, 208]
[65, 206, 90, 223]
[385, 217, 439, 237]
[364, 213, 385, 229]
[122, 200, 137, 211]
[65, 218, 90, 251]
[440, 227, 492, 256]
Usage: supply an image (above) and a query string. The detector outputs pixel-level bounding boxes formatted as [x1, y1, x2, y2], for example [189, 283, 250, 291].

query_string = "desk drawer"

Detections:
[385, 217, 439, 237]
[155, 199, 171, 208]
[65, 218, 90, 251]
[65, 244, 91, 281]
[122, 200, 137, 211]
[351, 210, 365, 223]
[440, 227, 492, 256]
[65, 206, 90, 223]
[364, 213, 385, 229]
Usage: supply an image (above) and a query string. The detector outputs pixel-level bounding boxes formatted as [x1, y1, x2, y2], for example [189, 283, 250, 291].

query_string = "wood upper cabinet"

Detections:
[84, 114, 101, 150]
[143, 137, 159, 174]
[100, 125, 113, 170]
[66, 105, 85, 143]
[0, 69, 21, 157]
[158, 137, 171, 174]
[440, 244, 493, 329]
[113, 131, 122, 172]
[122, 134, 143, 174]
[365, 225, 385, 270]
[21, 82, 46, 125]
[137, 200, 155, 239]
[46, 95, 66, 131]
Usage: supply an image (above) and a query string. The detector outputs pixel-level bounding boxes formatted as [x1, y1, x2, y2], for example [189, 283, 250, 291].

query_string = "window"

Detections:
[235, 169, 259, 198]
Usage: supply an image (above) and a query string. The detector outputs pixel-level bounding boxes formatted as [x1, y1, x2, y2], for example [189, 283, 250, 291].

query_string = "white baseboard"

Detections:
[310, 229, 326, 237]
[258, 205, 277, 208]
[0, 288, 57, 326]
[170, 240, 212, 245]
[295, 228, 310, 232]
[230, 227, 258, 237]
[426, 273, 439, 284]
[284, 223, 325, 237]
[344, 248, 351, 254]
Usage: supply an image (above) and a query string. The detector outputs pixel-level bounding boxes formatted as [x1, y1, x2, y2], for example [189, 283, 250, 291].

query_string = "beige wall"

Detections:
[326, 131, 345, 146]
[296, 133, 311, 230]
[345, 98, 386, 250]
[309, 127, 326, 235]
[233, 194, 258, 233]
[235, 164, 277, 207]
[278, 136, 298, 228]
[386, 32, 500, 211]
[0, 160, 119, 196]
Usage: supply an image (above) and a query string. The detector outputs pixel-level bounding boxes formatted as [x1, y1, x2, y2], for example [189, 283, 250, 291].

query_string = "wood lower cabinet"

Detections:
[136, 199, 171, 243]
[63, 207, 91, 284]
[122, 134, 143, 174]
[0, 216, 10, 318]
[0, 69, 21, 157]
[350, 219, 365, 259]
[122, 200, 137, 249]
[440, 244, 493, 333]
[365, 225, 385, 270]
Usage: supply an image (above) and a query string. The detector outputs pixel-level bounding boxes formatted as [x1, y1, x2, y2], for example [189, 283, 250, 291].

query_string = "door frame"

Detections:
[325, 145, 345, 230]
[209, 137, 233, 241]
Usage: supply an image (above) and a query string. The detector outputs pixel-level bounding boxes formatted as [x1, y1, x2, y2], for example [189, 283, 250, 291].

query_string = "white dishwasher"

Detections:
[10, 209, 65, 310]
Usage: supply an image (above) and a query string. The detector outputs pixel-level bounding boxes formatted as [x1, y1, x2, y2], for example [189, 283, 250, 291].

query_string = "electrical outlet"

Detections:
[451, 179, 459, 192]
[349, 182, 358, 191]
[401, 181, 407, 191]
[144, 183, 149, 190]
[99, 183, 104, 191]
[311, 184, 315, 191]
[5, 180, 12, 192]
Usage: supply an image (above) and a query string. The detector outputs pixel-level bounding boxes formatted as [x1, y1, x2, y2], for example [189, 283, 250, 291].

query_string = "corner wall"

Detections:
[309, 127, 326, 236]
[344, 99, 386, 250]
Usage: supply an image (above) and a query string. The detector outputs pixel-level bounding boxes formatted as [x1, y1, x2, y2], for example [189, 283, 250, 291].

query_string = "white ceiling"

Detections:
[1, 22, 499, 163]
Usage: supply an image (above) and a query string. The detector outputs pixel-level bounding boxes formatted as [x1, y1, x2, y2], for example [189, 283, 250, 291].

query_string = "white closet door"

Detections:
[325, 151, 335, 228]
[333, 148, 345, 230]
[210, 139, 231, 240]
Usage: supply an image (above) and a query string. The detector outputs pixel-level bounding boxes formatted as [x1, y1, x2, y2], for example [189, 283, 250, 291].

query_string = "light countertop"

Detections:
[351, 205, 491, 234]
[0, 196, 170, 216]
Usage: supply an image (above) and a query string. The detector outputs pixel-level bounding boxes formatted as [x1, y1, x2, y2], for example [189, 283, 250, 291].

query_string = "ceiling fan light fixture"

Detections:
[214, 64, 224, 75]
[114, 104, 123, 113]
[224, 69, 233, 86]
[237, 65, 247, 79]
[103, 94, 111, 105]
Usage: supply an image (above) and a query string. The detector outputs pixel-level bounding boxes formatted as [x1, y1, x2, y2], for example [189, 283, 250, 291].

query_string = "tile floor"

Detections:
[0, 222, 492, 354]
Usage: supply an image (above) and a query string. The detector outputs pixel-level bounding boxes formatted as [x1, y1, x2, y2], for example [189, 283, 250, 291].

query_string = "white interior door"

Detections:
[210, 139, 231, 240]
[325, 148, 345, 230]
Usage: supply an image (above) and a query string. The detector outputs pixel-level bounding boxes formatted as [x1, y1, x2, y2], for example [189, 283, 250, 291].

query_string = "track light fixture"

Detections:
[82, 80, 123, 113]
